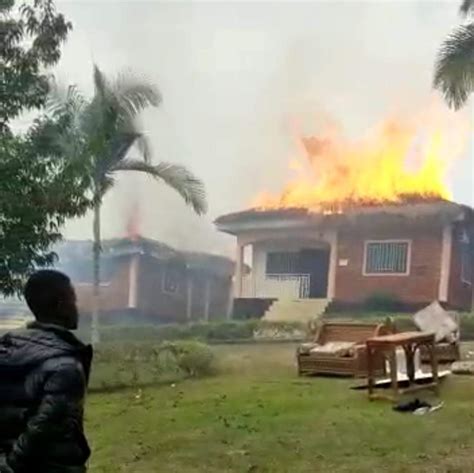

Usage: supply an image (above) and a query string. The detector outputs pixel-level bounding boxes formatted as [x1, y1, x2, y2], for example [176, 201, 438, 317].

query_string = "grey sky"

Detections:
[54, 0, 473, 257]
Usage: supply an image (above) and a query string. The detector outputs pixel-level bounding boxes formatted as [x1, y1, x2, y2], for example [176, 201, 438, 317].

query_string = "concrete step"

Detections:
[263, 299, 328, 323]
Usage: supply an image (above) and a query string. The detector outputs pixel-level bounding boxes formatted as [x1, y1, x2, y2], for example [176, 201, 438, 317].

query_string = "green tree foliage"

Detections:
[434, 0, 474, 109]
[0, 0, 92, 295]
[49, 66, 207, 342]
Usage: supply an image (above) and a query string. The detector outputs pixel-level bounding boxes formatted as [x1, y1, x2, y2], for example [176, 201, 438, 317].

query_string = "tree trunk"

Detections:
[91, 201, 101, 344]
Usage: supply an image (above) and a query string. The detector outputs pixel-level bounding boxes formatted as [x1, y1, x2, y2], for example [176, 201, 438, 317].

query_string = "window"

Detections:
[163, 266, 180, 294]
[266, 252, 298, 274]
[364, 240, 410, 276]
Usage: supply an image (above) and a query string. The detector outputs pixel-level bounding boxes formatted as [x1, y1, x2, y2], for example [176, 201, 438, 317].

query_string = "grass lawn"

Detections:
[87, 343, 474, 473]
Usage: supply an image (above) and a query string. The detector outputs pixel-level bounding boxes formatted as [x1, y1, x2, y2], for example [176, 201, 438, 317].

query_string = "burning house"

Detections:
[215, 114, 474, 318]
[54, 238, 235, 324]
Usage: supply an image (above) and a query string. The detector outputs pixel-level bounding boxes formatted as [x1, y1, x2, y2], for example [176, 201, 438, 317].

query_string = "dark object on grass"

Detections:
[393, 398, 431, 413]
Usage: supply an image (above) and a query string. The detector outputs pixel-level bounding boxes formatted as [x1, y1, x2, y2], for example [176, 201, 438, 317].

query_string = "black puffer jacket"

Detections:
[0, 322, 93, 473]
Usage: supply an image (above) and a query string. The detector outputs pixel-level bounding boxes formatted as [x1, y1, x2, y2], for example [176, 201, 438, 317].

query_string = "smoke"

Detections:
[58, 1, 473, 256]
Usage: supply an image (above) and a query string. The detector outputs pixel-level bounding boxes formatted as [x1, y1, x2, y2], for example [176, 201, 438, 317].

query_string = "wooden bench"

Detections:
[297, 321, 392, 378]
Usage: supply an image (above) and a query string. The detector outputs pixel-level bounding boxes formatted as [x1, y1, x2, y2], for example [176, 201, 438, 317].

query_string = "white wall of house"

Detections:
[237, 230, 337, 299]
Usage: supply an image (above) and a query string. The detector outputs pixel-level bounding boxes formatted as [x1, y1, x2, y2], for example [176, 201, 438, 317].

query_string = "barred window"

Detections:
[364, 241, 410, 275]
[266, 252, 298, 274]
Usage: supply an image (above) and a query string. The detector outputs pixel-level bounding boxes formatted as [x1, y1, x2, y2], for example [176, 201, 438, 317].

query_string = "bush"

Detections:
[85, 320, 260, 344]
[363, 292, 404, 312]
[206, 321, 258, 341]
[253, 321, 307, 340]
[160, 340, 216, 377]
[90, 340, 216, 391]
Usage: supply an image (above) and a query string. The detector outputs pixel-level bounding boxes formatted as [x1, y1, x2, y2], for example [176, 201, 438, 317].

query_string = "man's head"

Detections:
[24, 270, 79, 330]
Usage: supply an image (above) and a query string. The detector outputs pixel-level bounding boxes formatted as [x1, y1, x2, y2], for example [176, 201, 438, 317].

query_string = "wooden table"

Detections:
[366, 332, 439, 401]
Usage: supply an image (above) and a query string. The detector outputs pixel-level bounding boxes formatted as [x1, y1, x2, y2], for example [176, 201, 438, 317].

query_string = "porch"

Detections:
[235, 231, 338, 301]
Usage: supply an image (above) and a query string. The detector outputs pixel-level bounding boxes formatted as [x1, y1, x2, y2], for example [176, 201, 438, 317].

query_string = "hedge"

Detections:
[77, 312, 474, 345]
[90, 340, 216, 391]
[78, 320, 309, 344]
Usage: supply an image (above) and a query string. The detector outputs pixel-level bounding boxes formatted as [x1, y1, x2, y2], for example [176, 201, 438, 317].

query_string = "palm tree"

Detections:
[434, 0, 474, 109]
[48, 65, 207, 343]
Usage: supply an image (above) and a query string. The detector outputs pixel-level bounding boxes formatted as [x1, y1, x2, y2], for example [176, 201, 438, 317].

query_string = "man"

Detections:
[0, 270, 93, 473]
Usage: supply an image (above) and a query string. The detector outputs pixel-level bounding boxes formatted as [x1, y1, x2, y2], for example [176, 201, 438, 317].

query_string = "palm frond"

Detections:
[46, 80, 87, 120]
[433, 23, 474, 109]
[135, 134, 152, 163]
[86, 65, 158, 165]
[113, 70, 162, 123]
[460, 0, 474, 16]
[95, 131, 141, 178]
[113, 160, 207, 215]
[93, 64, 109, 99]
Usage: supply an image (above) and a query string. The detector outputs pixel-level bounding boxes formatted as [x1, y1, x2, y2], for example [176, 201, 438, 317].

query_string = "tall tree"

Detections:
[49, 65, 207, 343]
[0, 0, 92, 296]
[434, 0, 474, 109]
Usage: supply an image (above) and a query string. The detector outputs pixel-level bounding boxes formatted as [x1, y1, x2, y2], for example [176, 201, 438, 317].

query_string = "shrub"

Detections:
[86, 320, 261, 344]
[254, 321, 307, 340]
[160, 340, 216, 377]
[206, 321, 258, 341]
[90, 340, 216, 391]
[363, 292, 404, 312]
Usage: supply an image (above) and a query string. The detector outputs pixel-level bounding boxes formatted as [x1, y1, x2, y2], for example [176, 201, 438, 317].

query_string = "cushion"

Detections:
[413, 301, 458, 343]
[297, 343, 316, 355]
[309, 341, 356, 357]
[451, 361, 474, 376]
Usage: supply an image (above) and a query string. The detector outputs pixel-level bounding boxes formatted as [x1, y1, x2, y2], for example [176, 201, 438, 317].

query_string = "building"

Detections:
[215, 201, 474, 318]
[54, 237, 235, 324]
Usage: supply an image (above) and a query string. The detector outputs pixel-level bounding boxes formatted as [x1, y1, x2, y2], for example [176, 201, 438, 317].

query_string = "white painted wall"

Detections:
[241, 236, 334, 299]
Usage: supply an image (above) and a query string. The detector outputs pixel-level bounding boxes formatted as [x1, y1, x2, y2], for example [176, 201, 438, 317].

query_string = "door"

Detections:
[298, 249, 330, 298]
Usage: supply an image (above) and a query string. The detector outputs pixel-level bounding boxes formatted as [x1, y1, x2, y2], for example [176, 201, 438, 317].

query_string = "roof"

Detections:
[184, 252, 235, 277]
[53, 237, 235, 282]
[215, 200, 474, 235]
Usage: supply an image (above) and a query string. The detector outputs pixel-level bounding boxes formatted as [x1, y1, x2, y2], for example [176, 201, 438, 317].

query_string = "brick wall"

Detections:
[75, 260, 130, 315]
[137, 256, 188, 323]
[75, 254, 233, 322]
[335, 223, 443, 305]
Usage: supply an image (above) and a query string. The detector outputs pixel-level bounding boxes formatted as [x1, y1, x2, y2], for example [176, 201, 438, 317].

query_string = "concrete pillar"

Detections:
[225, 277, 234, 320]
[204, 278, 211, 322]
[128, 254, 139, 308]
[186, 275, 193, 322]
[327, 231, 338, 300]
[438, 224, 453, 302]
[235, 243, 244, 298]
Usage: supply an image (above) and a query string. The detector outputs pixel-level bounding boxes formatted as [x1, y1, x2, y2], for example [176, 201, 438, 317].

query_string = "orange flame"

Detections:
[254, 105, 468, 212]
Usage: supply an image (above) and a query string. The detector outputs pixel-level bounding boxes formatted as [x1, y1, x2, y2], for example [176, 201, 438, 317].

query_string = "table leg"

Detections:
[428, 340, 440, 396]
[389, 349, 398, 400]
[367, 345, 375, 399]
[403, 344, 415, 385]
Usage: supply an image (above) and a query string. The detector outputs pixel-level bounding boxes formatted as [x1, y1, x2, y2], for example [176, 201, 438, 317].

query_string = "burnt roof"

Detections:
[54, 237, 234, 282]
[215, 200, 474, 233]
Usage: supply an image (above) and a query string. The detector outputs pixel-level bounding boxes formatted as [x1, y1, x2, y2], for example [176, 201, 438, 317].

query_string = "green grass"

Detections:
[87, 343, 474, 473]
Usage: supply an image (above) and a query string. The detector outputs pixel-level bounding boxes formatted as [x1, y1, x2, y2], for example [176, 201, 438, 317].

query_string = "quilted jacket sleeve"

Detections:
[6, 358, 87, 473]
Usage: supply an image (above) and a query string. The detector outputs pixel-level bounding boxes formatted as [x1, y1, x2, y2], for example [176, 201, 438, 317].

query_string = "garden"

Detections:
[85, 317, 474, 473]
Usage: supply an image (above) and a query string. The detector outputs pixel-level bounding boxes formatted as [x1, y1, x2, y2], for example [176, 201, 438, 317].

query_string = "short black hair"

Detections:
[24, 270, 72, 320]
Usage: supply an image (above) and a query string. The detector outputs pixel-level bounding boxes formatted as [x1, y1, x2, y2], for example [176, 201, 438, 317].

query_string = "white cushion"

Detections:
[413, 301, 458, 343]
[310, 341, 356, 356]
